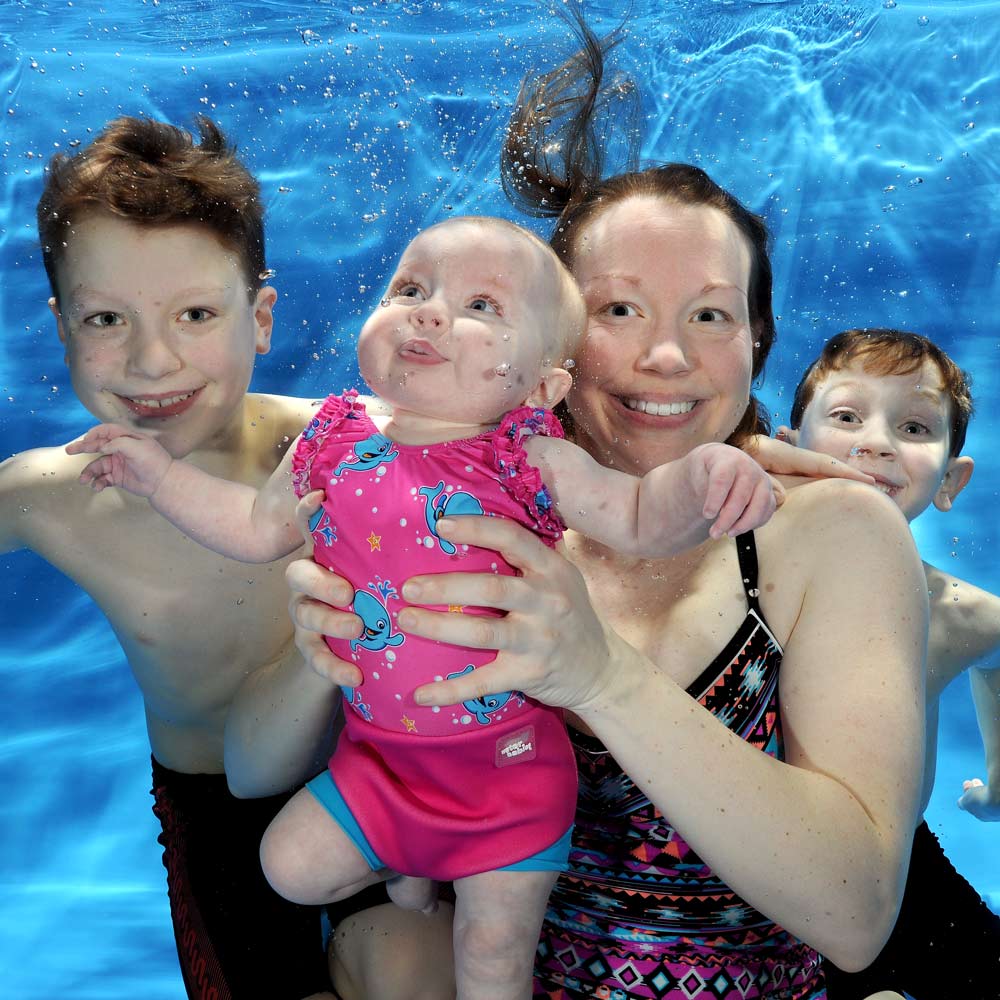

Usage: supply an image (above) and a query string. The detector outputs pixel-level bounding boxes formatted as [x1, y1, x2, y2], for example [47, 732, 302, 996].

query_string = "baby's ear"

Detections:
[933, 455, 974, 512]
[526, 367, 572, 410]
[775, 425, 799, 446]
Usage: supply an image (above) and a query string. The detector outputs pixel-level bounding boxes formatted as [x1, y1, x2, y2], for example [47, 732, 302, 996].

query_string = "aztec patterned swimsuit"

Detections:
[292, 391, 577, 881]
[534, 533, 826, 1000]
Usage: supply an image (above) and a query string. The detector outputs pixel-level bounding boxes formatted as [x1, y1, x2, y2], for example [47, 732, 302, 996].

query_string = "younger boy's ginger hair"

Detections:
[790, 328, 974, 457]
[37, 115, 265, 304]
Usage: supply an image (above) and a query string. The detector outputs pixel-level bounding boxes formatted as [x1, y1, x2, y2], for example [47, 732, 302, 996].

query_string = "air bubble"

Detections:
[258, 268, 276, 280]
[494, 362, 511, 377]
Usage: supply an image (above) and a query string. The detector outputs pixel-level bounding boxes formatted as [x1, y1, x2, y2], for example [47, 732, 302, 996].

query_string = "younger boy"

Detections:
[783, 327, 1000, 999]
[0, 116, 336, 998]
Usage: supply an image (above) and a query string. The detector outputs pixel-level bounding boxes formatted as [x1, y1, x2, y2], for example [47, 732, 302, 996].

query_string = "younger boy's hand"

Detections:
[958, 778, 1000, 821]
[689, 442, 782, 540]
[66, 423, 172, 498]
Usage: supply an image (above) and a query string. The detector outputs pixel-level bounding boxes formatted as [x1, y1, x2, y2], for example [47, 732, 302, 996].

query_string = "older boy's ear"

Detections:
[49, 297, 68, 346]
[526, 367, 572, 410]
[933, 455, 974, 512]
[253, 286, 277, 355]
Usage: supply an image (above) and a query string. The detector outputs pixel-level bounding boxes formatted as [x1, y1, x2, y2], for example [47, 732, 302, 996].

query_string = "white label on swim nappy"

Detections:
[495, 726, 536, 768]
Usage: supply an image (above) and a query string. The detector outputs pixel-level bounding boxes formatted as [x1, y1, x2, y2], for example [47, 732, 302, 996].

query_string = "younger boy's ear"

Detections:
[933, 455, 974, 512]
[254, 286, 278, 355]
[49, 297, 71, 363]
[525, 367, 572, 410]
[775, 425, 799, 446]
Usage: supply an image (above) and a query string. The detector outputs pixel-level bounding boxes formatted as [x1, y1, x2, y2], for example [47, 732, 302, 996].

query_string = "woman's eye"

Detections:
[468, 297, 498, 314]
[693, 307, 727, 323]
[84, 311, 125, 329]
[602, 302, 637, 318]
[180, 308, 214, 323]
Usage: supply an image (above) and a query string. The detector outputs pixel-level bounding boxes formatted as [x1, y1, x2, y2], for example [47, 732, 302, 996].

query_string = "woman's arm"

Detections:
[223, 492, 366, 797]
[405, 483, 926, 970]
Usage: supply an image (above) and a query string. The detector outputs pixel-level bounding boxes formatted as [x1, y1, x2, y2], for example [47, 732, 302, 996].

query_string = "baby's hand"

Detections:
[958, 778, 1000, 822]
[66, 423, 172, 498]
[689, 442, 780, 539]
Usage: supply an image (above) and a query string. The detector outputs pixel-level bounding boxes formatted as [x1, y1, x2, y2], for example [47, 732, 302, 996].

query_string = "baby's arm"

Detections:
[66, 423, 301, 563]
[525, 436, 777, 557]
[959, 665, 1000, 821]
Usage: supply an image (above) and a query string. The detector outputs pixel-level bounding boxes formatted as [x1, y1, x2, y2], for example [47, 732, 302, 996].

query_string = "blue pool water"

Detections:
[1, 1, 998, 995]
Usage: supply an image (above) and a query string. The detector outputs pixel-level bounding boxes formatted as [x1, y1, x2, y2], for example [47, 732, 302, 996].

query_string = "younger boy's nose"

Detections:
[127, 326, 184, 378]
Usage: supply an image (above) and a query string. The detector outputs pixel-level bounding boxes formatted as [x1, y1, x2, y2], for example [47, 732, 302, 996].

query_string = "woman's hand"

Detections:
[400, 515, 615, 714]
[747, 430, 875, 483]
[286, 491, 364, 688]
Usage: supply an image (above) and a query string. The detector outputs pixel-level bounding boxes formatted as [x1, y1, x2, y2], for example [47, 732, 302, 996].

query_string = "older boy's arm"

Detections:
[526, 436, 776, 556]
[959, 666, 1000, 821]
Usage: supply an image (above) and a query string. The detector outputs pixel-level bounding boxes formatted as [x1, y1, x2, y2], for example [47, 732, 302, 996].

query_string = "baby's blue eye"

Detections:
[469, 297, 497, 313]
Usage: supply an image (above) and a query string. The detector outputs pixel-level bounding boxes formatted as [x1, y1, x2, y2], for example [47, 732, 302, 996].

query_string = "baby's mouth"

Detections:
[399, 339, 446, 364]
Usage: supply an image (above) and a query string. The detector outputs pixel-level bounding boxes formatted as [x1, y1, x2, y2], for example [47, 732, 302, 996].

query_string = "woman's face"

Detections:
[565, 196, 756, 477]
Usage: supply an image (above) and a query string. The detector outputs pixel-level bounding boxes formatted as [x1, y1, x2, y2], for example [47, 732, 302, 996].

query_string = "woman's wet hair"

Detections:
[502, 9, 775, 445]
[37, 115, 266, 304]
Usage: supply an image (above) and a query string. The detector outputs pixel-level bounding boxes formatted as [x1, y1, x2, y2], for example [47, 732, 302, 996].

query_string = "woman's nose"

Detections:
[637, 324, 693, 376]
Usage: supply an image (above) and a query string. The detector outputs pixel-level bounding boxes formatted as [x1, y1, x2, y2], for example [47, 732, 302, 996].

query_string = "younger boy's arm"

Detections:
[524, 436, 778, 557]
[67, 423, 301, 563]
[959, 665, 1000, 821]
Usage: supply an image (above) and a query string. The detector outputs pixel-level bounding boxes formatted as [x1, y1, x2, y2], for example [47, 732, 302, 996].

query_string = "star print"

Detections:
[401, 715, 417, 733]
[367, 531, 382, 552]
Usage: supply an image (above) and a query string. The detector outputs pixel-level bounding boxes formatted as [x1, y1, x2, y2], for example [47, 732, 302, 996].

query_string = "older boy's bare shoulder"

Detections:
[925, 562, 1000, 686]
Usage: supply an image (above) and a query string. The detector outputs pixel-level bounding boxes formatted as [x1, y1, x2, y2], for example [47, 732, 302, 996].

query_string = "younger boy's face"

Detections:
[51, 211, 276, 458]
[795, 358, 972, 521]
[357, 222, 566, 427]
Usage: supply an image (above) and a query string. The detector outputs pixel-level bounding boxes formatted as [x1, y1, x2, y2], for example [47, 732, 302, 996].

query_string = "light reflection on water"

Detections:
[2, 2, 999, 996]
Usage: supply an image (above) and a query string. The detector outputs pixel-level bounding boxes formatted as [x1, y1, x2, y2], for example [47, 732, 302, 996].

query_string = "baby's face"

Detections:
[796, 358, 960, 521]
[357, 221, 557, 427]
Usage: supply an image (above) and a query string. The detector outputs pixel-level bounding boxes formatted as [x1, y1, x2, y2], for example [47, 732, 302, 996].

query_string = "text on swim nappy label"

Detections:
[495, 726, 537, 768]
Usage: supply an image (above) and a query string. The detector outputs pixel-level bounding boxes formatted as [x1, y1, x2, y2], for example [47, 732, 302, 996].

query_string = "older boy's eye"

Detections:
[468, 297, 498, 314]
[84, 311, 125, 329]
[832, 410, 860, 424]
[902, 421, 929, 435]
[180, 308, 214, 322]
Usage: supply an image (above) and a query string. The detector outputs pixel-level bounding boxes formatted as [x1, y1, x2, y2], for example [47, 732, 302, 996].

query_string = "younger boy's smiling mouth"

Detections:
[117, 387, 203, 419]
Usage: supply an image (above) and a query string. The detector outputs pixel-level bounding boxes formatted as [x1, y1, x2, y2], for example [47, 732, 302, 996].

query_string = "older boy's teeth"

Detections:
[624, 398, 696, 416]
[130, 391, 195, 408]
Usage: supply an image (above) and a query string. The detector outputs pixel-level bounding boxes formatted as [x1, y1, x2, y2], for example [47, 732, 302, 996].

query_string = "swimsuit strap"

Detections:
[734, 531, 761, 615]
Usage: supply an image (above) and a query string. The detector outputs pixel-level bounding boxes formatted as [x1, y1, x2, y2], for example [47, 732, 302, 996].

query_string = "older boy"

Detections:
[783, 327, 1000, 999]
[0, 116, 338, 999]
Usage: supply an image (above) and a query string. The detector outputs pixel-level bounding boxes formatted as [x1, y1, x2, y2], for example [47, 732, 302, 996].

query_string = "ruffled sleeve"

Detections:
[290, 390, 360, 498]
[492, 406, 566, 543]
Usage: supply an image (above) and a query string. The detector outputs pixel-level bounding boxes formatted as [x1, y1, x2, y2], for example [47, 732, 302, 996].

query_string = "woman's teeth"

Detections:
[623, 398, 696, 416]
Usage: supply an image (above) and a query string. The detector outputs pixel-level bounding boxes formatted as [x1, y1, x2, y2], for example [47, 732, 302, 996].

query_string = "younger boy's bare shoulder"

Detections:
[925, 562, 1000, 686]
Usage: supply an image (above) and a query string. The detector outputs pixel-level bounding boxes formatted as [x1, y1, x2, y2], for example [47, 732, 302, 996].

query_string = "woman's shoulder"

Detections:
[770, 475, 906, 536]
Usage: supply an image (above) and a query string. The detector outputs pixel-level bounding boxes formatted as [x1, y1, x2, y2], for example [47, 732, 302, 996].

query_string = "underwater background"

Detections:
[1, 1, 998, 996]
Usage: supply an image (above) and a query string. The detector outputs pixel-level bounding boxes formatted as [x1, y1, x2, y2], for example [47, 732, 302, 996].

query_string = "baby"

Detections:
[69, 216, 777, 1000]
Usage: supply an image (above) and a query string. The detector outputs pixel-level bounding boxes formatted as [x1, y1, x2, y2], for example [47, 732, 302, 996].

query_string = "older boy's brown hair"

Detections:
[37, 115, 265, 304]
[790, 328, 974, 457]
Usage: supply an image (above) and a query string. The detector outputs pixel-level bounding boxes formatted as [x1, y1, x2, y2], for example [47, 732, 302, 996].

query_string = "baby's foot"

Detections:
[386, 874, 438, 914]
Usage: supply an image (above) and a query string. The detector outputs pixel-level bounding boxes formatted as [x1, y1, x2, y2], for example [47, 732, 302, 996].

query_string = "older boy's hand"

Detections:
[286, 491, 364, 688]
[958, 778, 1000, 821]
[749, 430, 876, 484]
[66, 423, 172, 498]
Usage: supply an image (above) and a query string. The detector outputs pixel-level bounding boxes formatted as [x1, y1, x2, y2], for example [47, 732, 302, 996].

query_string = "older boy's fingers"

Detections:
[398, 605, 512, 651]
[434, 515, 556, 577]
[413, 660, 512, 708]
[293, 491, 325, 557]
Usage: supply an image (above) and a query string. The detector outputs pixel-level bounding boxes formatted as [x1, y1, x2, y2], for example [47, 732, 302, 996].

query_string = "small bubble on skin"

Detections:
[564, 358, 576, 369]
[494, 362, 511, 377]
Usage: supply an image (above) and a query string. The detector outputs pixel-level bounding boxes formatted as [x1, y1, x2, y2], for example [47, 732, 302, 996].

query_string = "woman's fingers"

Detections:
[414, 660, 515, 708]
[432, 515, 556, 576]
[293, 491, 324, 558]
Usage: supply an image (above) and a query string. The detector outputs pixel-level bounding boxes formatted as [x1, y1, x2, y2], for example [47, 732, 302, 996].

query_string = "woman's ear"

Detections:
[933, 455, 974, 512]
[526, 367, 573, 410]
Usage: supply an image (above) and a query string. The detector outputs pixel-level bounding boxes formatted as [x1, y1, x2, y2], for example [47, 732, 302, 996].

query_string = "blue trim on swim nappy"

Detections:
[497, 824, 574, 872]
[306, 769, 384, 872]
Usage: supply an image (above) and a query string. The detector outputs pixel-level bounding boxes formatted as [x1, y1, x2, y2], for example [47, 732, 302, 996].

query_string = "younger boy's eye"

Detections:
[84, 311, 125, 329]
[468, 297, 498, 314]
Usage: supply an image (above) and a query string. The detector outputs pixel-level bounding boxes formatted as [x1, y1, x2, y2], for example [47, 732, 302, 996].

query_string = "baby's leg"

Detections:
[452, 868, 557, 1000]
[260, 786, 382, 906]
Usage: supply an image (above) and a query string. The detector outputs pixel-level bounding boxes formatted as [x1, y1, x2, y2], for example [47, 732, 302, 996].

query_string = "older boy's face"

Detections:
[51, 211, 275, 458]
[796, 359, 969, 521]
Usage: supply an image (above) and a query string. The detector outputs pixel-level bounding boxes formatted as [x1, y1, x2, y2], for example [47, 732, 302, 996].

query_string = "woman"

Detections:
[231, 24, 926, 1000]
